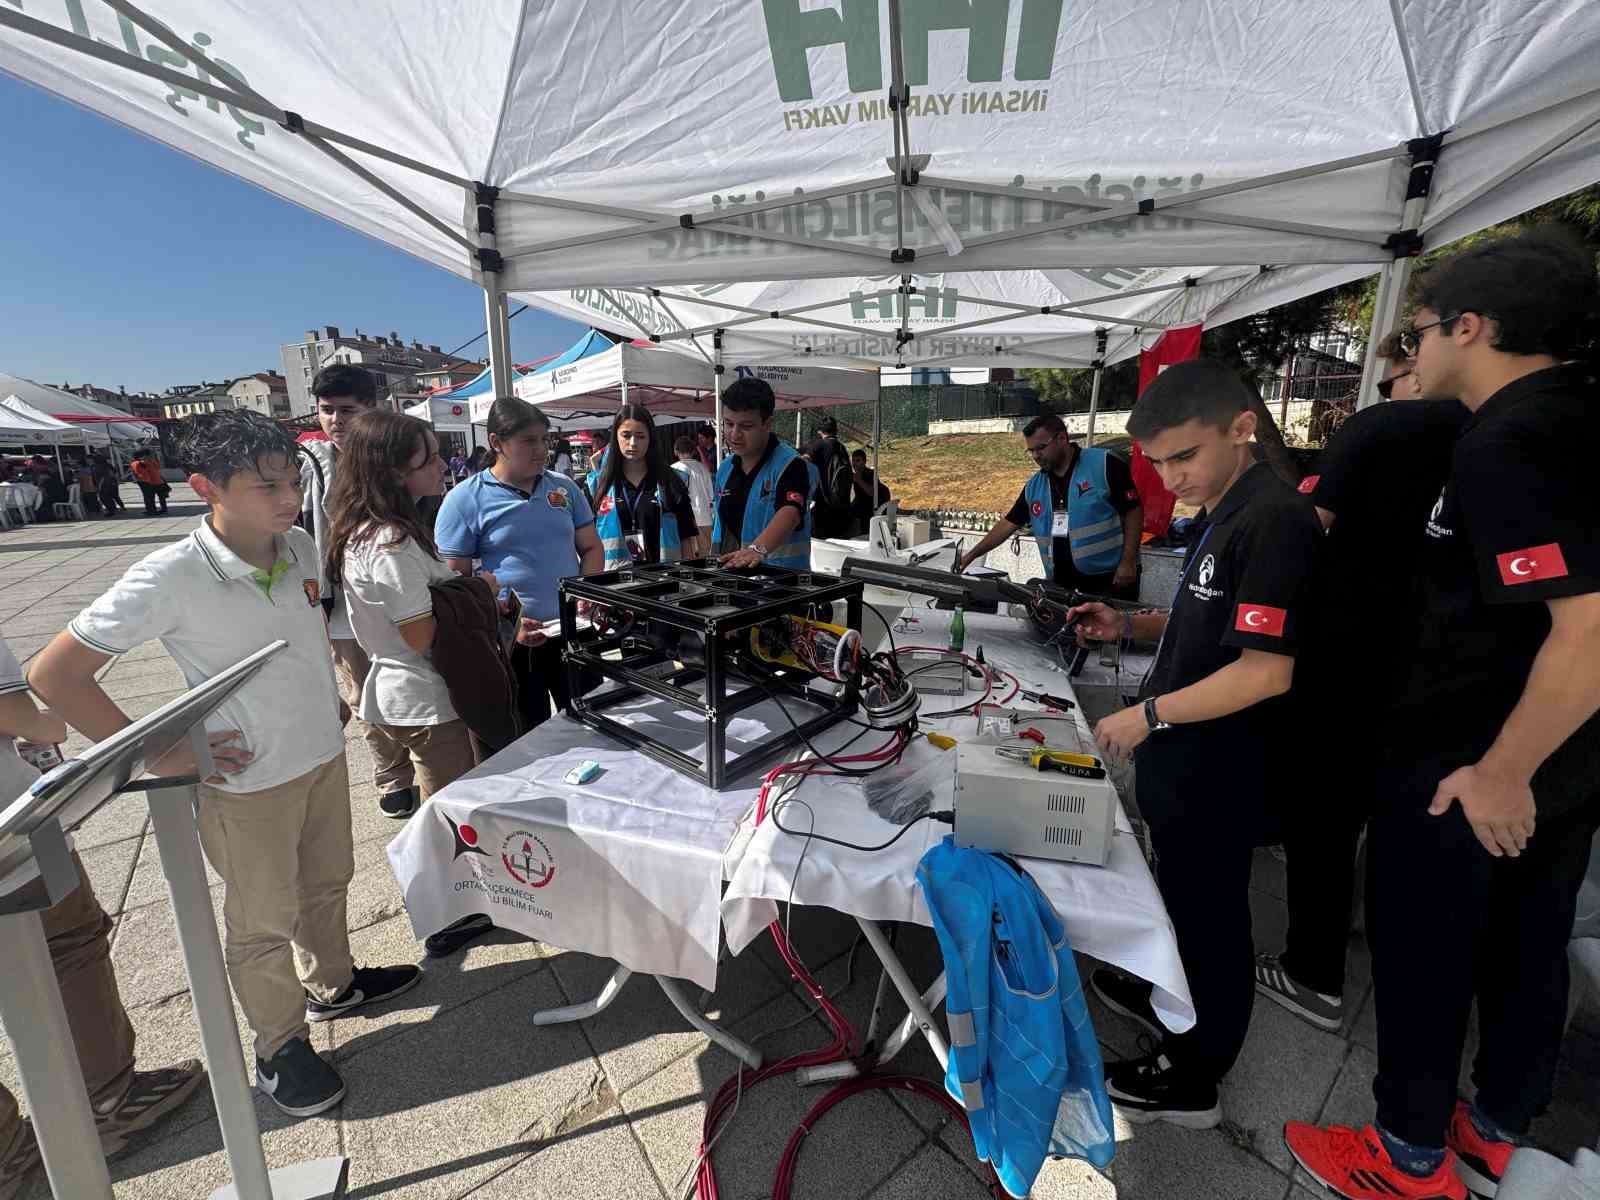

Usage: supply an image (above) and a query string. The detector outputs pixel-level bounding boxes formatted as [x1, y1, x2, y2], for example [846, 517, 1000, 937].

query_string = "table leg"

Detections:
[532, 964, 633, 1025]
[655, 977, 764, 1070]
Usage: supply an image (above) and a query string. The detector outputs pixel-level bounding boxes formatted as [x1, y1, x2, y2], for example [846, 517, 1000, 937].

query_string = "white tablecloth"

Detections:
[386, 690, 863, 990]
[720, 609, 1196, 1033]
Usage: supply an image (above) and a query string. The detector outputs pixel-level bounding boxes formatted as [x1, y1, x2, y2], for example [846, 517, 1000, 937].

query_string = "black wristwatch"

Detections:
[1144, 696, 1172, 732]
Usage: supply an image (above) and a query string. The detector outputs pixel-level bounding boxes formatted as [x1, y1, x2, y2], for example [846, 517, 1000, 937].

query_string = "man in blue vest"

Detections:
[711, 377, 814, 570]
[955, 414, 1144, 599]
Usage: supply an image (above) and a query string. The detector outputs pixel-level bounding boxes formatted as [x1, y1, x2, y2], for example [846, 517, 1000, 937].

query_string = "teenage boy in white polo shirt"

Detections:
[29, 410, 422, 1120]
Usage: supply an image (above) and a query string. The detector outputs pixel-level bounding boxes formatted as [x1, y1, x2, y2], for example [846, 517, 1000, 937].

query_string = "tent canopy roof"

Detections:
[1, 2, 1597, 370]
[0, 373, 154, 440]
[0, 395, 90, 445]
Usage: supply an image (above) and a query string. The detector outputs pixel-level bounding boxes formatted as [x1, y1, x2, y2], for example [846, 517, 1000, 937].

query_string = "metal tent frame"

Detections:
[9, 0, 1599, 438]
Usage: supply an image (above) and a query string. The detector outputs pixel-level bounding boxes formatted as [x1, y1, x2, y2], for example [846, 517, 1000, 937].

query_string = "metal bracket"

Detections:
[476, 247, 505, 273]
[1384, 228, 1425, 257]
[890, 247, 915, 264]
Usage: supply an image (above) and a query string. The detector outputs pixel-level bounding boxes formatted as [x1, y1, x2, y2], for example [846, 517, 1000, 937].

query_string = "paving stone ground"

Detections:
[3, 484, 1596, 1199]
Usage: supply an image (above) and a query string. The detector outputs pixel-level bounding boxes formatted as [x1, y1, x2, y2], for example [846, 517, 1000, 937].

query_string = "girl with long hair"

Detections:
[323, 410, 481, 816]
[587, 405, 700, 568]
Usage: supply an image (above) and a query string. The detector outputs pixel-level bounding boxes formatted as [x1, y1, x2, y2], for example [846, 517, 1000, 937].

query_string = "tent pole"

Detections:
[796, 411, 802, 444]
[713, 331, 725, 464]
[475, 183, 514, 398]
[1357, 133, 1442, 409]
[55, 444, 64, 482]
[1084, 329, 1109, 447]
[871, 375, 881, 497]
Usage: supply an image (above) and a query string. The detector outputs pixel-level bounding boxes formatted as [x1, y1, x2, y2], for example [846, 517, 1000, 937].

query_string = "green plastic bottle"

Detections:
[949, 605, 966, 653]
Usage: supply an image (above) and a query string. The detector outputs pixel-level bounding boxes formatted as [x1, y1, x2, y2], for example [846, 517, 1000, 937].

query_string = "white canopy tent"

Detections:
[1, 394, 89, 480]
[1, 0, 1597, 428]
[0, 373, 151, 444]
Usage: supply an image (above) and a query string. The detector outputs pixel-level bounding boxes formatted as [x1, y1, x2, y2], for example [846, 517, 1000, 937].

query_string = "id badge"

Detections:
[625, 532, 647, 562]
[1050, 508, 1070, 537]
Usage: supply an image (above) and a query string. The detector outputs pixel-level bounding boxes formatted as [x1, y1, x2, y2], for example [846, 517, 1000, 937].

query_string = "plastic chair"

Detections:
[52, 483, 86, 522]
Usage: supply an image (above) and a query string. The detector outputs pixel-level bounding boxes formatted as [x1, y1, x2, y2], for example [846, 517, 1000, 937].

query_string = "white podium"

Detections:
[0, 642, 348, 1200]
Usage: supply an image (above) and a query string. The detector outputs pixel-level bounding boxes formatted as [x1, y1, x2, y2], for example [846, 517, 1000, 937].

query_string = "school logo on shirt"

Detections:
[1197, 554, 1216, 586]
[1496, 543, 1569, 586]
[1076, 480, 1093, 496]
[547, 487, 568, 509]
[760, 479, 773, 498]
[1426, 488, 1453, 539]
[1235, 604, 1287, 637]
[1297, 475, 1320, 494]
[302, 579, 321, 607]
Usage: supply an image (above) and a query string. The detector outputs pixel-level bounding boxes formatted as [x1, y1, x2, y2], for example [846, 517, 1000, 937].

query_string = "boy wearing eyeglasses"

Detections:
[1286, 232, 1600, 1200]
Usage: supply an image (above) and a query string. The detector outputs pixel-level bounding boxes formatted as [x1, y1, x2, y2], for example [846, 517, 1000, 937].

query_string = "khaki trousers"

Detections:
[196, 754, 355, 1061]
[370, 718, 475, 801]
[330, 637, 414, 796]
[0, 853, 136, 1160]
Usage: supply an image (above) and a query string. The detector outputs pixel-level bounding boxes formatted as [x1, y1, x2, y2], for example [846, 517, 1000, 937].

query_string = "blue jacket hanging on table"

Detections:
[916, 836, 1115, 1198]
[710, 440, 813, 569]
[1023, 449, 1123, 577]
[587, 473, 683, 569]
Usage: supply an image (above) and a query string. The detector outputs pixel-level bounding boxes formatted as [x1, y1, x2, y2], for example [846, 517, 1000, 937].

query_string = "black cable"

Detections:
[771, 799, 953, 853]
[863, 600, 898, 657]
[389, 303, 531, 393]
[754, 675, 911, 776]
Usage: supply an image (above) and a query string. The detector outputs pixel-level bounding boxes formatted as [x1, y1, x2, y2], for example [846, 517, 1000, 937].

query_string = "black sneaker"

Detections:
[1090, 967, 1163, 1037]
[1104, 1051, 1221, 1129]
[424, 913, 496, 958]
[1254, 953, 1344, 1031]
[255, 1037, 345, 1118]
[306, 963, 422, 1022]
[379, 787, 417, 819]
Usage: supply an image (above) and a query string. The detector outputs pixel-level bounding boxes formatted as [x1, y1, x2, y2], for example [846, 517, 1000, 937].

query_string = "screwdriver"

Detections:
[1018, 687, 1075, 711]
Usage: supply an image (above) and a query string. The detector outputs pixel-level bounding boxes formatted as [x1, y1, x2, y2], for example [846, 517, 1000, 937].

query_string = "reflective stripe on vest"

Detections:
[711, 440, 813, 570]
[591, 477, 682, 570]
[1023, 447, 1124, 577]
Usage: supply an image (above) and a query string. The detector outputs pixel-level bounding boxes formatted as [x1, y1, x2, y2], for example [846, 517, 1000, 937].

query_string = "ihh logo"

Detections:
[761, 0, 1065, 102]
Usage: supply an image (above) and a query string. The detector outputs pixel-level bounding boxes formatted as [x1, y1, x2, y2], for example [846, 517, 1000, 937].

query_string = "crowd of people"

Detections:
[0, 231, 1594, 1200]
[0, 447, 176, 522]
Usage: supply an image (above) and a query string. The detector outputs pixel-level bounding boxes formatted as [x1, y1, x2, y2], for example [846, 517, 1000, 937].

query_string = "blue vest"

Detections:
[1023, 448, 1124, 577]
[710, 440, 812, 570]
[587, 472, 683, 570]
[917, 837, 1115, 1197]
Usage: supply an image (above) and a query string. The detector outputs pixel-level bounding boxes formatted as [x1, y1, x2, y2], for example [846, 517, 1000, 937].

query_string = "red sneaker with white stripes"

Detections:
[1284, 1122, 1466, 1200]
[1446, 1102, 1514, 1197]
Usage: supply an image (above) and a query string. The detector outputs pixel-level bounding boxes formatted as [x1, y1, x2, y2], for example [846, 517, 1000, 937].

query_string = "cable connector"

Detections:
[930, 810, 956, 825]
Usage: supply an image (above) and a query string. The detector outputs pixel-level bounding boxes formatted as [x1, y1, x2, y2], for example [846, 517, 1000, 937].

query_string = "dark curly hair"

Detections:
[1412, 229, 1599, 360]
[173, 409, 299, 486]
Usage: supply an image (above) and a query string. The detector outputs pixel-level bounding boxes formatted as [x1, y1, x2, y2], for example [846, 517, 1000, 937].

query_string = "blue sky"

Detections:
[0, 73, 583, 395]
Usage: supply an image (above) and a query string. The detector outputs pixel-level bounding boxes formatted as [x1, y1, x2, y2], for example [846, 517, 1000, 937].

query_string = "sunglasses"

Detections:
[1397, 314, 1460, 357]
[1377, 369, 1411, 400]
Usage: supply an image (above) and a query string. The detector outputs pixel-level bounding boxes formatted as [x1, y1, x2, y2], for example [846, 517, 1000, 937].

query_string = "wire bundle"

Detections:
[691, 738, 998, 1200]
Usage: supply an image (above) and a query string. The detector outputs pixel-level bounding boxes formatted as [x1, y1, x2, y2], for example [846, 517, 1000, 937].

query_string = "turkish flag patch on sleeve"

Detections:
[785, 491, 806, 504]
[1297, 475, 1320, 494]
[1496, 543, 1569, 585]
[1234, 604, 1287, 636]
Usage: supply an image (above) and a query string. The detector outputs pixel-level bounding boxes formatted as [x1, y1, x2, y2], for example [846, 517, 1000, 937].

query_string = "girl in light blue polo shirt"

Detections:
[434, 398, 603, 730]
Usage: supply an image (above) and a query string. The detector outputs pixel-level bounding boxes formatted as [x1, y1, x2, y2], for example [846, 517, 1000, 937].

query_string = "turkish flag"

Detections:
[1234, 604, 1288, 637]
[1132, 324, 1204, 537]
[1297, 474, 1321, 494]
[1496, 543, 1569, 585]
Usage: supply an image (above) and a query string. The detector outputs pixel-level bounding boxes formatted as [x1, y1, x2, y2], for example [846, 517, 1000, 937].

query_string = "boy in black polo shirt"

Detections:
[1287, 234, 1600, 1200]
[1068, 358, 1323, 1127]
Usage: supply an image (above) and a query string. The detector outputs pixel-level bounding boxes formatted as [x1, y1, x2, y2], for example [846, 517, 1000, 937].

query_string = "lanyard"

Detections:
[614, 476, 655, 534]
